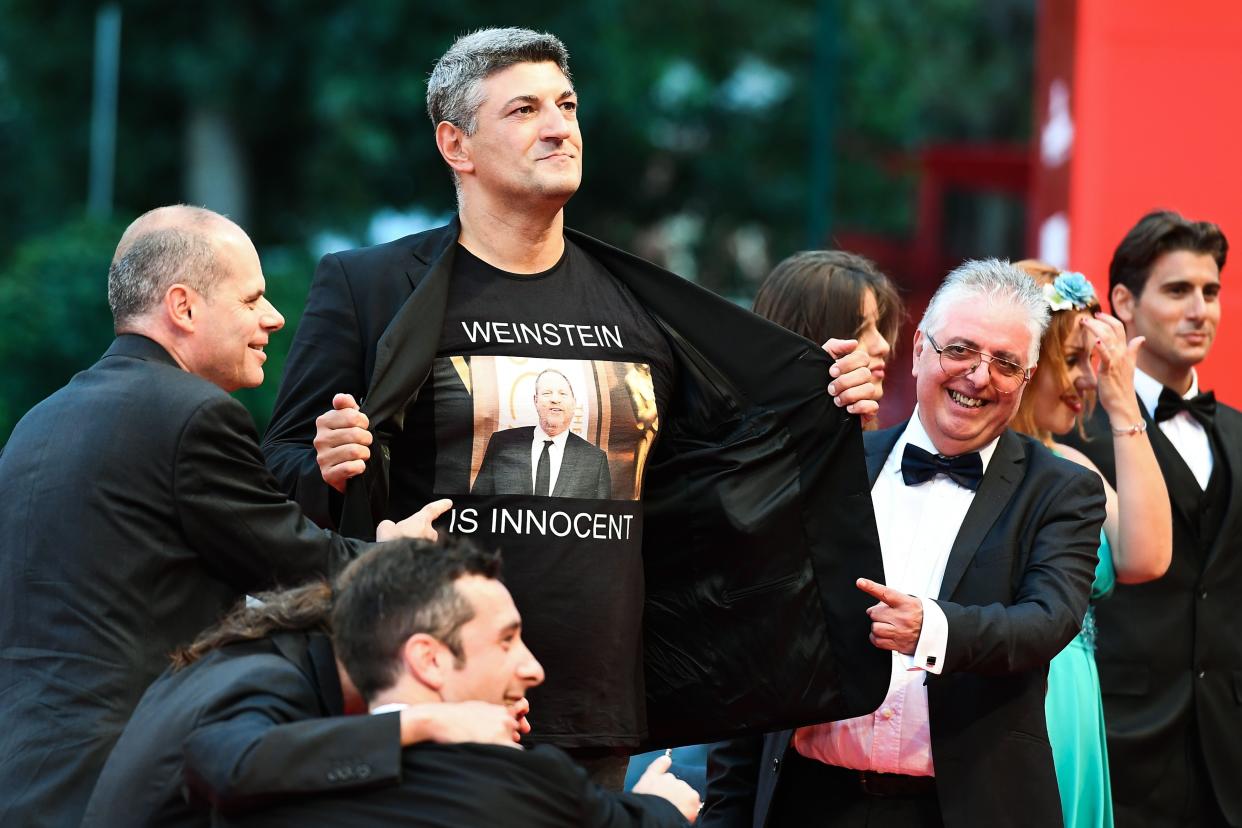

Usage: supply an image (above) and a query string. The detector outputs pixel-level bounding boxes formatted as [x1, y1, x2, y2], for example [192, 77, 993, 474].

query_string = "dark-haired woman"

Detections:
[753, 250, 903, 423]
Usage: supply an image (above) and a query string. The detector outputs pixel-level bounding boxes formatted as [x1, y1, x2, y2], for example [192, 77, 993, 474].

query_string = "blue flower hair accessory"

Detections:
[1042, 271, 1097, 311]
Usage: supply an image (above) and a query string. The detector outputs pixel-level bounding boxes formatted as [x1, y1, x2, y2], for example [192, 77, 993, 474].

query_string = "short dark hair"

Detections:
[753, 250, 904, 353]
[331, 536, 502, 701]
[1109, 210, 1228, 298]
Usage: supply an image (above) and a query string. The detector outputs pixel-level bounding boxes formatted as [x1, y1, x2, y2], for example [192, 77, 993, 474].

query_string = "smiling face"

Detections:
[534, 370, 575, 437]
[187, 228, 285, 392]
[913, 298, 1034, 455]
[439, 575, 545, 707]
[1030, 312, 1095, 436]
[857, 287, 893, 398]
[1113, 249, 1221, 390]
[458, 60, 582, 208]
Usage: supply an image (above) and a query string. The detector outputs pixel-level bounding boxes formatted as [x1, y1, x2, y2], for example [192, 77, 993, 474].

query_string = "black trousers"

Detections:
[768, 750, 944, 828]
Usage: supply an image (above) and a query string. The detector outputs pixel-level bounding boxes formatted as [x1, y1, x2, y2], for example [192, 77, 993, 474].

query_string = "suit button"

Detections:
[326, 770, 339, 782]
[1198, 670, 1206, 679]
[357, 764, 372, 779]
[1200, 590, 1208, 600]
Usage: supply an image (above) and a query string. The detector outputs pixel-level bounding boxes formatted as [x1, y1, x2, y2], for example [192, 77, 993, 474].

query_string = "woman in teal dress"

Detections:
[1011, 262, 1173, 828]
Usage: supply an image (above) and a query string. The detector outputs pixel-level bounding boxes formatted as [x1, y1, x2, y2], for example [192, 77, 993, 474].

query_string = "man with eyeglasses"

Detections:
[705, 259, 1105, 828]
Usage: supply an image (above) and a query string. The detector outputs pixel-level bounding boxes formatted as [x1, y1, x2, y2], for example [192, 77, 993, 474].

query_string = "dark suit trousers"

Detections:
[769, 751, 944, 828]
[1113, 717, 1232, 828]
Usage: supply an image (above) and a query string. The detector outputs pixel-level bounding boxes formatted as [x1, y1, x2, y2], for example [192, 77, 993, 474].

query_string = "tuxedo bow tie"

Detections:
[1154, 387, 1216, 428]
[900, 444, 984, 491]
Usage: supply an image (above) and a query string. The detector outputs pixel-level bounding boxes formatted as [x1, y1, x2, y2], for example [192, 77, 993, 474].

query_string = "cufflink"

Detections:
[925, 655, 937, 668]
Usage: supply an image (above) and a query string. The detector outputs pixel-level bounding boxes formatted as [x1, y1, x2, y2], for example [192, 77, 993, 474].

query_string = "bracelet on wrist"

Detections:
[1110, 421, 1147, 436]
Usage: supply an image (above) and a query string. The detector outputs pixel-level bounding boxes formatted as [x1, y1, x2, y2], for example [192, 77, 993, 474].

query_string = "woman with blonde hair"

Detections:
[1011, 260, 1172, 828]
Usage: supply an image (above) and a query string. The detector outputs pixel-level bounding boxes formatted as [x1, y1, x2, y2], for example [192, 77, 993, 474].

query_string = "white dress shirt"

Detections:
[1134, 367, 1214, 489]
[793, 409, 999, 776]
[529, 427, 570, 495]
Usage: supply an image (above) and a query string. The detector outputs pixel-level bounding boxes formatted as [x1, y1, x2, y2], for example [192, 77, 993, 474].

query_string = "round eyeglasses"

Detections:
[925, 333, 1031, 394]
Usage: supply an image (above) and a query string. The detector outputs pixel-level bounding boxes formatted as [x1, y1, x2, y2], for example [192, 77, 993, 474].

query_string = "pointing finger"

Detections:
[418, 498, 454, 522]
[856, 577, 896, 605]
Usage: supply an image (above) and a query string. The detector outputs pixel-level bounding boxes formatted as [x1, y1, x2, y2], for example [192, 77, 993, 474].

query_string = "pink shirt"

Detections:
[793, 411, 997, 776]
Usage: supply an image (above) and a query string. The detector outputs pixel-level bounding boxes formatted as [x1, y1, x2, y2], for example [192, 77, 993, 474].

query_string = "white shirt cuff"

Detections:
[904, 596, 948, 675]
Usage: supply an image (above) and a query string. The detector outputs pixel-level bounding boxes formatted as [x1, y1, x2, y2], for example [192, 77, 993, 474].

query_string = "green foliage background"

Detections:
[0, 0, 1035, 442]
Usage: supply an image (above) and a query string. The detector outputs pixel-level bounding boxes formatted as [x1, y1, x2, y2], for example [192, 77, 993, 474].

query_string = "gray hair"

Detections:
[918, 258, 1049, 365]
[426, 27, 571, 136]
[107, 215, 226, 331]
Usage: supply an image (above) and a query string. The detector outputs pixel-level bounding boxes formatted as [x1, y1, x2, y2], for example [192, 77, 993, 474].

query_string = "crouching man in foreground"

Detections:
[218, 536, 700, 827]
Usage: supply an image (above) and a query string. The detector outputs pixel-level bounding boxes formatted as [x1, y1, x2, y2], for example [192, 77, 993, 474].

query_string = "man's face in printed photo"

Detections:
[534, 370, 575, 437]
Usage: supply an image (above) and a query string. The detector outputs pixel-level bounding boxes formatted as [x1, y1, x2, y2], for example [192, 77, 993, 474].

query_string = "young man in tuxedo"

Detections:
[1065, 210, 1240, 828]
[704, 259, 1105, 828]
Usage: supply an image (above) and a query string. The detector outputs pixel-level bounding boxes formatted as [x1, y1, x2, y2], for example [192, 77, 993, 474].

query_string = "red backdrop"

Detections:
[1032, 0, 1242, 406]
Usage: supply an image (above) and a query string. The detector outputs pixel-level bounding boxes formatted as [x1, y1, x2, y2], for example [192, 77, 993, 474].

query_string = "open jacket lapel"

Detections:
[340, 221, 458, 536]
[365, 218, 460, 427]
[864, 424, 903, 486]
[937, 429, 1026, 600]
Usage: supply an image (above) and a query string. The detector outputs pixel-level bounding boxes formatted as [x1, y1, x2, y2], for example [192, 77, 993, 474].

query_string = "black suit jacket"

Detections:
[263, 220, 891, 746]
[1064, 396, 1242, 825]
[473, 426, 612, 498]
[216, 742, 686, 828]
[703, 425, 1105, 828]
[0, 335, 366, 828]
[82, 631, 399, 827]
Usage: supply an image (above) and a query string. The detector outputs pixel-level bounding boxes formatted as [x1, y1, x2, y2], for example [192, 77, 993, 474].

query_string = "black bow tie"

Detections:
[1153, 387, 1216, 428]
[900, 443, 984, 491]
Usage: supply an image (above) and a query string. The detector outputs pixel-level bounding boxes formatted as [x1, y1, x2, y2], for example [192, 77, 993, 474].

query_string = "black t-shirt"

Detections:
[388, 240, 675, 747]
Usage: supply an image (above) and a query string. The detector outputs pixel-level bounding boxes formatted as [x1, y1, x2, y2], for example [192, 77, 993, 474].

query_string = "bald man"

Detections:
[0, 206, 444, 827]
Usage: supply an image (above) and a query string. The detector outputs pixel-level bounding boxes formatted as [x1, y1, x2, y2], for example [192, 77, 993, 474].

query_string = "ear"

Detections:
[911, 329, 925, 378]
[163, 284, 197, 334]
[402, 633, 448, 692]
[435, 121, 474, 176]
[1110, 284, 1135, 326]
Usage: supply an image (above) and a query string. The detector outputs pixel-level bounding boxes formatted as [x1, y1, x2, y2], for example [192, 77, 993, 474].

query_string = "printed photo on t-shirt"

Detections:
[432, 355, 657, 501]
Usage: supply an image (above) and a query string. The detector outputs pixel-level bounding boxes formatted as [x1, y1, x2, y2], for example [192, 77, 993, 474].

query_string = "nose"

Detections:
[963, 357, 992, 387]
[1072, 366, 1096, 392]
[518, 647, 545, 689]
[260, 297, 285, 332]
[540, 106, 571, 142]
[874, 333, 891, 361]
[1186, 289, 1207, 320]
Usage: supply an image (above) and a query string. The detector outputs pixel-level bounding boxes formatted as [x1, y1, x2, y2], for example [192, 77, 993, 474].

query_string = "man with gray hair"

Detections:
[263, 27, 889, 786]
[705, 259, 1106, 828]
[0, 205, 447, 827]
